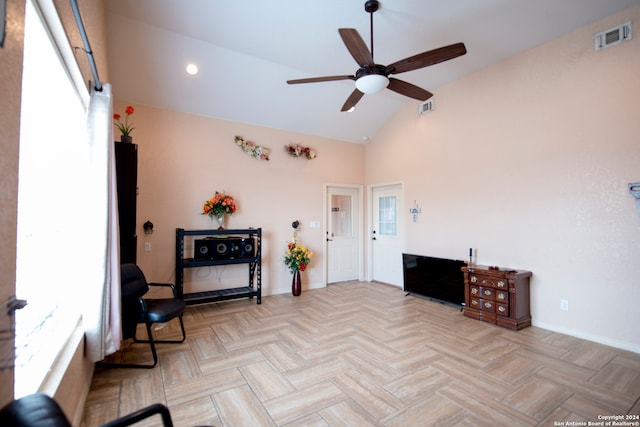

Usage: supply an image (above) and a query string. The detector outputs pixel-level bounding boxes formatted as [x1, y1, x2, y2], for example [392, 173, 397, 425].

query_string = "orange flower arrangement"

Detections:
[202, 192, 237, 217]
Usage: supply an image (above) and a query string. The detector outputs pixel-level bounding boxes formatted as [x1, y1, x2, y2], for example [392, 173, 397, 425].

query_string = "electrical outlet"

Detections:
[560, 299, 569, 311]
[144, 242, 151, 252]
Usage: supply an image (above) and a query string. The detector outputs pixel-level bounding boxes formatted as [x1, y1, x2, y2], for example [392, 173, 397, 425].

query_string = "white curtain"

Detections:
[84, 83, 122, 362]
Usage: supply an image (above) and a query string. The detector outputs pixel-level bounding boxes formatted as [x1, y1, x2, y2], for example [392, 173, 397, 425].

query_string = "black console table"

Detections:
[175, 228, 261, 305]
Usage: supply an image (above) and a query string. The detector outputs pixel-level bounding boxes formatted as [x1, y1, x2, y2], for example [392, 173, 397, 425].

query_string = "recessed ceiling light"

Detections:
[185, 63, 199, 75]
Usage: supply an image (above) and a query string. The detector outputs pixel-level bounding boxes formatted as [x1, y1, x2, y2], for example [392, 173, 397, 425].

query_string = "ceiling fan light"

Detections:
[355, 74, 389, 94]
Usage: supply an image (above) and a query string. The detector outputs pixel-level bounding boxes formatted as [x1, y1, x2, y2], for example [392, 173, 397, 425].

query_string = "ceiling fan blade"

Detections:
[387, 78, 433, 101]
[287, 75, 354, 84]
[386, 42, 467, 75]
[341, 89, 365, 112]
[339, 28, 374, 67]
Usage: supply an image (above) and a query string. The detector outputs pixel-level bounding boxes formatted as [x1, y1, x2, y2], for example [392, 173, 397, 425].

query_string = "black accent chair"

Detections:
[0, 393, 174, 427]
[100, 263, 186, 369]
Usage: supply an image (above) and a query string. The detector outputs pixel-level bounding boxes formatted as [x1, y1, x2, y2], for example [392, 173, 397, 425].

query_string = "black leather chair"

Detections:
[0, 393, 174, 426]
[100, 263, 186, 368]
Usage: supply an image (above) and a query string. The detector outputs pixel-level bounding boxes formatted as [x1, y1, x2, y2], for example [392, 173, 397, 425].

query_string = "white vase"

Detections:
[216, 214, 225, 229]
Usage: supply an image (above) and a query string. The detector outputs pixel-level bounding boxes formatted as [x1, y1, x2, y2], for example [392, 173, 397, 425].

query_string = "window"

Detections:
[14, 0, 90, 398]
[378, 195, 397, 236]
[330, 194, 353, 237]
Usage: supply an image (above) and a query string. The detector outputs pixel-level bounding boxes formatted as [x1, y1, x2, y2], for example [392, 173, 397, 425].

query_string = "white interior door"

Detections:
[371, 183, 403, 287]
[327, 186, 361, 283]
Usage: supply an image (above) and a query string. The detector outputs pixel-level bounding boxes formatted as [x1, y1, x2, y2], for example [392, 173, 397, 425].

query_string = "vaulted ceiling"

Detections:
[105, 0, 640, 143]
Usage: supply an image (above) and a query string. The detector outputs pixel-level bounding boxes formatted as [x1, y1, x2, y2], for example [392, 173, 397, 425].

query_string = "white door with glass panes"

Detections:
[371, 183, 403, 287]
[327, 186, 361, 283]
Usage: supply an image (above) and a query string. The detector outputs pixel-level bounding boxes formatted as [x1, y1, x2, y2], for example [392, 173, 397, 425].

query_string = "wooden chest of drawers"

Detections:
[462, 266, 532, 330]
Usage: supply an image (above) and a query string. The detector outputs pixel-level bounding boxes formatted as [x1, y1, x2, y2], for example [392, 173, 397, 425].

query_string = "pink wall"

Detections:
[366, 7, 640, 351]
[115, 101, 365, 295]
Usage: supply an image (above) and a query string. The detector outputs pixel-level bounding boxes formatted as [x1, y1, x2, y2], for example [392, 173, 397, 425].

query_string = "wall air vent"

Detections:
[595, 21, 632, 51]
[418, 99, 433, 115]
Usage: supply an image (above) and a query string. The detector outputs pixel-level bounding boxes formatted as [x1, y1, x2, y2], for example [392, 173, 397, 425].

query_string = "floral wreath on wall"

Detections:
[284, 143, 317, 160]
[234, 135, 271, 161]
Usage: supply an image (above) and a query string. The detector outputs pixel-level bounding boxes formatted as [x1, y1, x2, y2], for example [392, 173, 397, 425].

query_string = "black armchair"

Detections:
[100, 263, 186, 369]
[0, 393, 174, 427]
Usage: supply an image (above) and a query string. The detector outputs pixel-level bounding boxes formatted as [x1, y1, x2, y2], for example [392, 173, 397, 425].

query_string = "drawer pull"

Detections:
[471, 288, 478, 295]
[484, 302, 492, 309]
[497, 293, 505, 301]
[497, 280, 506, 288]
[498, 306, 506, 313]
[484, 289, 492, 296]
[471, 300, 478, 306]
[471, 276, 477, 283]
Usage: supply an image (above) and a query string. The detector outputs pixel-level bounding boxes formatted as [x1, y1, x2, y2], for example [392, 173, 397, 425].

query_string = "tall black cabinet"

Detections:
[115, 141, 138, 264]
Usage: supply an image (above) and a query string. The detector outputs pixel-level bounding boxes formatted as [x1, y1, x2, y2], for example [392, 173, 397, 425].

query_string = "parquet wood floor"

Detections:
[81, 281, 640, 426]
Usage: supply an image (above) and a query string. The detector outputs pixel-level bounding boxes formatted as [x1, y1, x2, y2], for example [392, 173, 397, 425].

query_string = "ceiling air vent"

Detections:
[418, 100, 434, 115]
[595, 21, 632, 51]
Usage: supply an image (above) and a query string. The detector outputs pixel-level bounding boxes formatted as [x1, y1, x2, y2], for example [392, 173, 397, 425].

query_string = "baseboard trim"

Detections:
[532, 320, 640, 354]
[262, 282, 325, 296]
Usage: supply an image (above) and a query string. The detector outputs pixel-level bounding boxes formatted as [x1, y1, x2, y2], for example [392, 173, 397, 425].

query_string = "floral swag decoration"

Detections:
[284, 143, 317, 160]
[235, 135, 271, 161]
[284, 239, 313, 273]
[202, 191, 237, 218]
[113, 105, 135, 136]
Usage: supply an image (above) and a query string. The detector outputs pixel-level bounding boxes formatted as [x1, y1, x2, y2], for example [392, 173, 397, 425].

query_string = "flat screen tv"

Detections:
[402, 253, 466, 306]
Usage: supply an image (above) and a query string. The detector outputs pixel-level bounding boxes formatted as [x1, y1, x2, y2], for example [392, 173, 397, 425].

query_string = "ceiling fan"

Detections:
[287, 0, 467, 112]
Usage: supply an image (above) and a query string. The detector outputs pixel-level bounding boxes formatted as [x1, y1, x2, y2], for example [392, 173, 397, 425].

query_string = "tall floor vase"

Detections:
[291, 270, 301, 296]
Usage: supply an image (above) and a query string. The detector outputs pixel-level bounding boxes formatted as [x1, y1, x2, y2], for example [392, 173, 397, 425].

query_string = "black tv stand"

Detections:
[175, 228, 261, 305]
